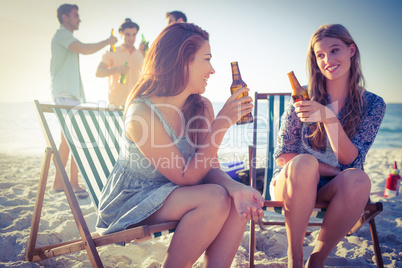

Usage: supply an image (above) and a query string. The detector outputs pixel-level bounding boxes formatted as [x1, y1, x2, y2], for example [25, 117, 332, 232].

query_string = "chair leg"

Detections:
[26, 148, 53, 261]
[51, 153, 104, 267]
[369, 219, 384, 268]
[249, 220, 255, 268]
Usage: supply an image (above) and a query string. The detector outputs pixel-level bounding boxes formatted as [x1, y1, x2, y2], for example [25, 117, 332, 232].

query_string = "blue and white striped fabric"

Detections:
[262, 94, 291, 201]
[53, 107, 124, 208]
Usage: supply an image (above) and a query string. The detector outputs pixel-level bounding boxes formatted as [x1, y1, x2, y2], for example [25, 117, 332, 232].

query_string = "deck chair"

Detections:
[248, 92, 384, 268]
[26, 100, 177, 267]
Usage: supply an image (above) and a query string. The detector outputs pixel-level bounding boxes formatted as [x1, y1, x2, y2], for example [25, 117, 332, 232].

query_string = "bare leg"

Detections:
[52, 132, 70, 191]
[69, 156, 86, 191]
[306, 169, 371, 268]
[53, 132, 85, 192]
[273, 154, 320, 268]
[140, 184, 232, 268]
[203, 197, 248, 268]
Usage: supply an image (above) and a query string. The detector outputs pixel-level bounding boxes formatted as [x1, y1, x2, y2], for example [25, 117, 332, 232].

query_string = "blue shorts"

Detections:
[269, 175, 335, 201]
[317, 176, 335, 191]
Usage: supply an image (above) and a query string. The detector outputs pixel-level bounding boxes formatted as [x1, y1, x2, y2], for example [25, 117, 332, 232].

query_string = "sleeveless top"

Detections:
[96, 98, 196, 235]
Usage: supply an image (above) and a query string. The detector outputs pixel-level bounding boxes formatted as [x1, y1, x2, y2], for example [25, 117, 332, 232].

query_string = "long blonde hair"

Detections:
[307, 24, 365, 150]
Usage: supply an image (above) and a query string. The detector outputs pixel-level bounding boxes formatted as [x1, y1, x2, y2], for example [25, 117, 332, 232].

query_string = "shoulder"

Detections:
[363, 90, 386, 111]
[125, 100, 154, 140]
[54, 27, 72, 38]
[53, 27, 77, 46]
[126, 99, 151, 120]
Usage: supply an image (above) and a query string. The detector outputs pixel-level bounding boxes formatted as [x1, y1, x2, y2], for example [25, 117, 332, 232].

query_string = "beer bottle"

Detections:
[141, 34, 149, 55]
[110, 28, 116, 52]
[287, 71, 310, 102]
[119, 62, 127, 84]
[384, 161, 401, 198]
[230, 61, 253, 125]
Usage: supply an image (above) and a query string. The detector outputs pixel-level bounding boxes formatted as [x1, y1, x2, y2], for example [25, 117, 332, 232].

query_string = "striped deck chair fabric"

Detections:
[26, 101, 177, 267]
[247, 93, 383, 268]
[53, 106, 124, 208]
[54, 105, 176, 238]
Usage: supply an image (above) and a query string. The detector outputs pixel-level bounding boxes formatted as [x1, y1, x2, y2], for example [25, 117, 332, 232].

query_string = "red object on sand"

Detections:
[384, 161, 401, 197]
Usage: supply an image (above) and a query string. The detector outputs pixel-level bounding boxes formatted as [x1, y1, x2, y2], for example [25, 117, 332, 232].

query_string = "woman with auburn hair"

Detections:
[96, 23, 264, 267]
[271, 24, 385, 267]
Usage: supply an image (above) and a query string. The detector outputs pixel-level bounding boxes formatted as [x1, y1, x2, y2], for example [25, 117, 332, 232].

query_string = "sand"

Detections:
[0, 148, 401, 267]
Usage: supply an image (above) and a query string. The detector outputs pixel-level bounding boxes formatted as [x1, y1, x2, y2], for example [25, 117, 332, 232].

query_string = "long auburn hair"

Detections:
[125, 23, 209, 144]
[307, 24, 365, 150]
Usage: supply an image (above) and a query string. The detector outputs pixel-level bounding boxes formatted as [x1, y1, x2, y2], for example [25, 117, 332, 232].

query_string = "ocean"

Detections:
[0, 102, 401, 157]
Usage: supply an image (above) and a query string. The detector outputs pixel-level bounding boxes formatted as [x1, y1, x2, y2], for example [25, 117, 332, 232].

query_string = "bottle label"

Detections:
[384, 188, 397, 198]
[384, 176, 401, 197]
[292, 93, 310, 102]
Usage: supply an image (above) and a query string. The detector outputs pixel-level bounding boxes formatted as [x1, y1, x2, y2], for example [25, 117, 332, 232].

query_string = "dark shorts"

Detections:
[317, 176, 335, 191]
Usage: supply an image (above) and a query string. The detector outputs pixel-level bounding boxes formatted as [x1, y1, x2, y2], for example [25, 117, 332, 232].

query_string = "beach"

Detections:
[1, 101, 402, 267]
[1, 148, 401, 267]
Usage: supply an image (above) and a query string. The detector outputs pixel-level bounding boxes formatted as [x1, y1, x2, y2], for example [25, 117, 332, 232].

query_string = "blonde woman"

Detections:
[271, 24, 386, 267]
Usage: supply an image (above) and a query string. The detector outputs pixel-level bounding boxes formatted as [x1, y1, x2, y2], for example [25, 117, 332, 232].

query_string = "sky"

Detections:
[0, 0, 401, 104]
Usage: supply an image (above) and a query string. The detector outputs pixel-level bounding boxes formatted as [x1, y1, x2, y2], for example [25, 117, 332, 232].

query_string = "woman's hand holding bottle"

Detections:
[216, 87, 253, 129]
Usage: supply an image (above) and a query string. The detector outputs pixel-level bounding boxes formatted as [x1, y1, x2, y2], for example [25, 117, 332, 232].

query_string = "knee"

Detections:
[286, 154, 319, 185]
[340, 169, 371, 197]
[288, 154, 319, 173]
[204, 185, 231, 217]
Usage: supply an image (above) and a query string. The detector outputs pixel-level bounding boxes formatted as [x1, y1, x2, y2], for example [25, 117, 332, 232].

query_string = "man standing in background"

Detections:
[50, 3, 117, 198]
[96, 18, 145, 108]
[166, 10, 187, 24]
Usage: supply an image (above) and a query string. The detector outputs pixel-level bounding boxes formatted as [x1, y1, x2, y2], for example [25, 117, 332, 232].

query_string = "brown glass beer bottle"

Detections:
[230, 61, 253, 125]
[287, 71, 310, 102]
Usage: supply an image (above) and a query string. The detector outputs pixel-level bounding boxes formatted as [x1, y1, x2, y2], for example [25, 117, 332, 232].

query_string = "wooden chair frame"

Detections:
[248, 92, 384, 268]
[26, 100, 178, 268]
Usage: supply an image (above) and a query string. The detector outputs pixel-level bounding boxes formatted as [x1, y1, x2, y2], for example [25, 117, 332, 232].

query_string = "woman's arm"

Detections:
[125, 88, 253, 186]
[294, 101, 358, 165]
[323, 110, 359, 165]
[195, 97, 264, 221]
[294, 94, 385, 167]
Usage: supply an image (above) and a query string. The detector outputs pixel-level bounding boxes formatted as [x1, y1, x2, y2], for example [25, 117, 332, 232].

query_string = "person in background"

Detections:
[50, 4, 117, 198]
[96, 18, 146, 108]
[96, 23, 264, 267]
[271, 24, 385, 267]
[166, 10, 187, 24]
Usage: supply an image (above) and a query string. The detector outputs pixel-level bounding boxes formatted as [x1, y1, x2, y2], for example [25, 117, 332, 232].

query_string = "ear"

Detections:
[177, 18, 184, 23]
[349, 43, 356, 58]
[61, 13, 68, 24]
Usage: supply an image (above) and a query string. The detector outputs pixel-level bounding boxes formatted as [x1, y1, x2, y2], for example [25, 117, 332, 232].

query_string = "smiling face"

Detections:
[313, 37, 356, 82]
[186, 41, 215, 94]
[121, 27, 138, 47]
